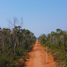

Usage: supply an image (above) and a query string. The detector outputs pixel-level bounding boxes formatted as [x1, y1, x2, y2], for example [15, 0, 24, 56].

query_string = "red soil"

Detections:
[25, 40, 56, 67]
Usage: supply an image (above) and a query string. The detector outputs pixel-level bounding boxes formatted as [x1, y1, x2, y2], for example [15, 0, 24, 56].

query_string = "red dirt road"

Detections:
[25, 40, 56, 67]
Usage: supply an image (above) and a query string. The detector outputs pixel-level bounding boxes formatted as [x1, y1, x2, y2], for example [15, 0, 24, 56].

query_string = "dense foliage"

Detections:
[0, 26, 36, 67]
[38, 28, 67, 67]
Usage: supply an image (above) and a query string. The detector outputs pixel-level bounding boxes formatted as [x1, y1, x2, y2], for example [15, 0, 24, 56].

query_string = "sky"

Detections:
[0, 0, 67, 37]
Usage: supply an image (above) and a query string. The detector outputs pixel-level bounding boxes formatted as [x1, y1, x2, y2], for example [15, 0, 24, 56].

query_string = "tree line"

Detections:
[0, 18, 36, 67]
[38, 28, 67, 67]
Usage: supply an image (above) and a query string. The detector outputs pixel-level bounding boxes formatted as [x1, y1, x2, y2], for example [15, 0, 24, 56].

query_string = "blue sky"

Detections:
[0, 0, 67, 37]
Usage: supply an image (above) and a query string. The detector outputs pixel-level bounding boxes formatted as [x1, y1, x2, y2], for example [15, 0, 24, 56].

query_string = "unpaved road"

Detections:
[25, 40, 56, 67]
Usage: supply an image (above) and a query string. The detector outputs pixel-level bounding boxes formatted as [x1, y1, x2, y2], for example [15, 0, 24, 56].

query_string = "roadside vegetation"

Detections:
[38, 28, 67, 67]
[0, 18, 36, 67]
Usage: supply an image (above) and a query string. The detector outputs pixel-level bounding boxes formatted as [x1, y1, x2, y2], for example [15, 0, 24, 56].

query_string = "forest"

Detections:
[0, 18, 36, 67]
[0, 18, 67, 67]
[38, 28, 67, 67]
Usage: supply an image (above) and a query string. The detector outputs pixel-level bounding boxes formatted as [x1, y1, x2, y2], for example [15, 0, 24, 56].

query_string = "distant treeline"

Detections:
[38, 28, 67, 67]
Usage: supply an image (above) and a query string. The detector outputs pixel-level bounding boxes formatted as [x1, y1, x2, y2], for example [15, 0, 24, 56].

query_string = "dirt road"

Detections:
[25, 40, 56, 67]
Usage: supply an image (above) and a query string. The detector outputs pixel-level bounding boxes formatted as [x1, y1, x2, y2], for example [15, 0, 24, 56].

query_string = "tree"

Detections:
[8, 17, 23, 54]
[38, 34, 46, 44]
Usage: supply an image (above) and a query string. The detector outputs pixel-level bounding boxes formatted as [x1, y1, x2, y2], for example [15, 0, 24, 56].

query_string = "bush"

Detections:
[0, 57, 10, 67]
[16, 48, 27, 56]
